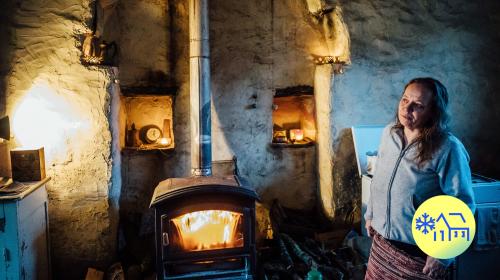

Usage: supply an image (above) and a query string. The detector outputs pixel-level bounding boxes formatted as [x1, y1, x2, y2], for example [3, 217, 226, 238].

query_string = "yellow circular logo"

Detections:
[412, 195, 475, 259]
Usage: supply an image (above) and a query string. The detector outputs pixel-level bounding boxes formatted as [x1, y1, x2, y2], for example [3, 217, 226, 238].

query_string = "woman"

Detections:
[364, 78, 475, 280]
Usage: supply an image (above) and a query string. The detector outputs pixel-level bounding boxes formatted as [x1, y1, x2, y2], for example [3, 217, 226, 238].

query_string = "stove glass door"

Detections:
[170, 210, 244, 252]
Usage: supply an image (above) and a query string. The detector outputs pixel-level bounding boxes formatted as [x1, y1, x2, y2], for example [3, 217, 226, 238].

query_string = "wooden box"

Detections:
[10, 147, 46, 182]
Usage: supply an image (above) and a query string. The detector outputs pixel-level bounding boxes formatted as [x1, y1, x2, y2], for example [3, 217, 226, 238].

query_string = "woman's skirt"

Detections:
[365, 227, 447, 280]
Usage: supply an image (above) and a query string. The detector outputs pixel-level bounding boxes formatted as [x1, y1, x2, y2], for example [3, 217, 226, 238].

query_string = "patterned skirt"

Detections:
[365, 227, 447, 280]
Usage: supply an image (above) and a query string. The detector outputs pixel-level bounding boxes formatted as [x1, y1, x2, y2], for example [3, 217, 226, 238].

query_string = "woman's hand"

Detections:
[423, 256, 447, 278]
[365, 219, 372, 237]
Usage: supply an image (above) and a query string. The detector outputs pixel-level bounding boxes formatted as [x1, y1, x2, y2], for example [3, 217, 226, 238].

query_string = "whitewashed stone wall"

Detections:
[118, 0, 172, 87]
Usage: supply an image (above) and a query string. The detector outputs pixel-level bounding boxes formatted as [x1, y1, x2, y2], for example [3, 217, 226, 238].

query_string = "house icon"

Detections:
[434, 213, 470, 242]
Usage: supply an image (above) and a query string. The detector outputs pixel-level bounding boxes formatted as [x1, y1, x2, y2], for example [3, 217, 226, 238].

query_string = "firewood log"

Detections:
[280, 233, 318, 269]
[263, 262, 298, 279]
[318, 264, 344, 280]
[302, 238, 331, 265]
[263, 262, 288, 272]
[278, 236, 294, 270]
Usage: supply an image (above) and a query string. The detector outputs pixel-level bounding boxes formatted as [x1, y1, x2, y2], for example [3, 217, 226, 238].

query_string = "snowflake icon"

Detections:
[415, 213, 436, 234]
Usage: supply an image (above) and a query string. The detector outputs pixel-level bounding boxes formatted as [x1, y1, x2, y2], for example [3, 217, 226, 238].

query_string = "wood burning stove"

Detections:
[150, 175, 258, 279]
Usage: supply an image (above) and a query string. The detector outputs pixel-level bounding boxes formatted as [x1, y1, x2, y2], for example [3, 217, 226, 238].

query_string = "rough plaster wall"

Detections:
[0, 1, 14, 117]
[116, 1, 191, 255]
[329, 0, 500, 223]
[1, 0, 117, 278]
[118, 0, 172, 86]
[305, 1, 351, 61]
[323, 7, 350, 61]
[167, 0, 191, 179]
[271, 1, 328, 88]
[121, 150, 166, 216]
[117, 0, 183, 242]
[210, 0, 329, 210]
[315, 64, 335, 218]
[0, 1, 15, 177]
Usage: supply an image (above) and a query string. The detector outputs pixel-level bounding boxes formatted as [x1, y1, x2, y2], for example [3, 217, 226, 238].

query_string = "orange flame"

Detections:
[172, 210, 243, 251]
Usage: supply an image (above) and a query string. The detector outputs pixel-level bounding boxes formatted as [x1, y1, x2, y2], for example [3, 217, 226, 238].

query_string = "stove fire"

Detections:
[172, 210, 243, 251]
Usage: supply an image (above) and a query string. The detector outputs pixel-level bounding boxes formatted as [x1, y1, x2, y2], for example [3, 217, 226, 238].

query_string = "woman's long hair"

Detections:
[392, 77, 450, 167]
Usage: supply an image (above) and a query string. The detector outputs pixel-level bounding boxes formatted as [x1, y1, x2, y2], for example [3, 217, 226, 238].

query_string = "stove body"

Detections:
[150, 176, 258, 280]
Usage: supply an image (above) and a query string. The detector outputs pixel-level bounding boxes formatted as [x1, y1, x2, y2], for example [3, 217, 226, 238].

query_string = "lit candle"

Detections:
[157, 137, 171, 146]
[290, 129, 304, 142]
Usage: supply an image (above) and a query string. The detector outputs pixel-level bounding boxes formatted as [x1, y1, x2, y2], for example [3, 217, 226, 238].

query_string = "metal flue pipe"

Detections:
[189, 0, 212, 176]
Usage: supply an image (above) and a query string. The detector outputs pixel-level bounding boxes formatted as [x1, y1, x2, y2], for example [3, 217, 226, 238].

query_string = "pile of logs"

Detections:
[258, 201, 368, 280]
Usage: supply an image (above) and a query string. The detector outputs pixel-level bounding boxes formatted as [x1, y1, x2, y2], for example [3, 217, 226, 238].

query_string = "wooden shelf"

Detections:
[270, 140, 314, 148]
[274, 85, 313, 98]
[123, 145, 174, 151]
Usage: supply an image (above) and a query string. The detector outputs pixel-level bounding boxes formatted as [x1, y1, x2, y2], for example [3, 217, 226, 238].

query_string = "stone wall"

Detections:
[118, 0, 172, 87]
[0, 1, 15, 177]
[0, 1, 14, 118]
[116, 0, 187, 238]
[0, 0, 117, 278]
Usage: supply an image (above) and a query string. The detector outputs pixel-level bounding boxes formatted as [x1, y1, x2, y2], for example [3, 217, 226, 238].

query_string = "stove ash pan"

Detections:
[150, 175, 259, 280]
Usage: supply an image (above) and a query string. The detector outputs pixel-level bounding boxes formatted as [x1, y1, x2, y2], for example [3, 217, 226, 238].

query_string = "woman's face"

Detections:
[398, 83, 433, 131]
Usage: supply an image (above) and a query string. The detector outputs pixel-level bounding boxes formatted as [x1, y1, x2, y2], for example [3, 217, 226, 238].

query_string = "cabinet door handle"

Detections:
[3, 248, 10, 262]
[162, 232, 169, 247]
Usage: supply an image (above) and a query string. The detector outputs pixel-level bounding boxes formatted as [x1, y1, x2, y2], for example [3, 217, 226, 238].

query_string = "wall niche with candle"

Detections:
[271, 86, 316, 147]
[119, 86, 177, 151]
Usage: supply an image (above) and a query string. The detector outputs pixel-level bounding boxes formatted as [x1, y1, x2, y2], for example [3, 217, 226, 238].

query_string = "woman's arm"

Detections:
[436, 138, 476, 214]
[365, 190, 373, 237]
[364, 125, 391, 237]
[423, 138, 476, 275]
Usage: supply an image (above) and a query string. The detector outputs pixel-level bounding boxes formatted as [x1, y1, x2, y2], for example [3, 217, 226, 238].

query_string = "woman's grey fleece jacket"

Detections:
[365, 123, 476, 245]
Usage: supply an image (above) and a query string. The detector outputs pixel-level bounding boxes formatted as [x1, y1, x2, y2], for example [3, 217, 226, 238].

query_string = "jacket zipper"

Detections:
[385, 141, 416, 238]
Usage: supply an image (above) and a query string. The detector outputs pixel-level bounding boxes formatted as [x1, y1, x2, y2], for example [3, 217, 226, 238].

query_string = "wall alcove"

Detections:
[119, 86, 177, 151]
[271, 85, 316, 148]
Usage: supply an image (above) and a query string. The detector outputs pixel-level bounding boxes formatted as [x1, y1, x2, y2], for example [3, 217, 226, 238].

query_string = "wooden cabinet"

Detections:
[0, 178, 51, 280]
